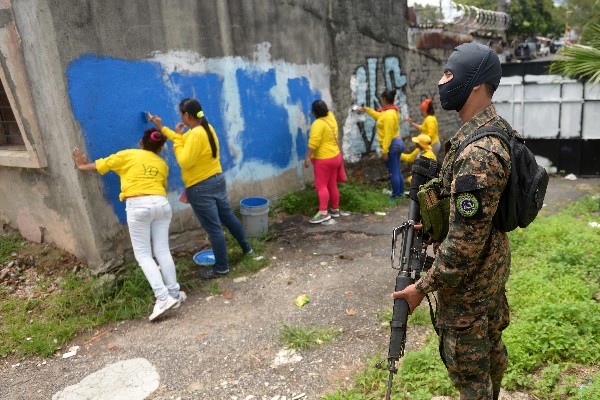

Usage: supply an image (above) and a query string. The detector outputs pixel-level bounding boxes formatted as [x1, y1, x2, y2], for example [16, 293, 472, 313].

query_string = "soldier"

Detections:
[391, 42, 512, 400]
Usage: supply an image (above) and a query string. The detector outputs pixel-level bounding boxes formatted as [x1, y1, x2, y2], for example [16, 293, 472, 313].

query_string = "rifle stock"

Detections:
[379, 158, 440, 400]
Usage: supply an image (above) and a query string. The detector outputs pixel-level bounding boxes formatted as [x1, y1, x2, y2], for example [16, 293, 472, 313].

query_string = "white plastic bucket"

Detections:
[240, 197, 270, 237]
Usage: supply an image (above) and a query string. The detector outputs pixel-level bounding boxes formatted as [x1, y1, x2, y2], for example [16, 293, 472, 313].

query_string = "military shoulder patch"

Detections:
[456, 192, 479, 218]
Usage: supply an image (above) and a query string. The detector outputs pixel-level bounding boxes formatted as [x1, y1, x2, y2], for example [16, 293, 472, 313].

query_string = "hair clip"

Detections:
[150, 131, 163, 142]
[196, 111, 204, 118]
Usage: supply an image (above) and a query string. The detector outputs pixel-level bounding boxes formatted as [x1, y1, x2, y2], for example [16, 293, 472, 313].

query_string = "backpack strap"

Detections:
[454, 126, 510, 161]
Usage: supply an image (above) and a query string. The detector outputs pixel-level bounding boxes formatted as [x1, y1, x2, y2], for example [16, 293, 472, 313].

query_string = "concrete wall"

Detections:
[0, 0, 458, 270]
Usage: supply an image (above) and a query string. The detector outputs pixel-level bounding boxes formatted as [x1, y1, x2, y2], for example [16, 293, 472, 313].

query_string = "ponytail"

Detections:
[179, 98, 217, 158]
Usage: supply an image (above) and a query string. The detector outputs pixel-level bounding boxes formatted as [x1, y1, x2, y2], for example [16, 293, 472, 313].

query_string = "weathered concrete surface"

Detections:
[1, 0, 453, 273]
[52, 358, 159, 400]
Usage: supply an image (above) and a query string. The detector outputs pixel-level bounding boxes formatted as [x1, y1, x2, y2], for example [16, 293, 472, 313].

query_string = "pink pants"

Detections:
[311, 153, 342, 212]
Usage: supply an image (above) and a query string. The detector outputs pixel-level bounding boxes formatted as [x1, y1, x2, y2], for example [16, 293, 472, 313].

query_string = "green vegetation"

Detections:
[0, 233, 21, 263]
[0, 230, 271, 358]
[0, 263, 155, 357]
[276, 179, 405, 216]
[550, 23, 600, 84]
[279, 324, 341, 350]
[380, 303, 432, 327]
[322, 195, 600, 399]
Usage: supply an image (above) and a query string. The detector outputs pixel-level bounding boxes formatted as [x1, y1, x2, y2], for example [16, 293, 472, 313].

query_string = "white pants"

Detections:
[126, 195, 179, 300]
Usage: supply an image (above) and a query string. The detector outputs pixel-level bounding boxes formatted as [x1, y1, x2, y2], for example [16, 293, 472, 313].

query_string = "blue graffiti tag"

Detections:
[67, 55, 322, 222]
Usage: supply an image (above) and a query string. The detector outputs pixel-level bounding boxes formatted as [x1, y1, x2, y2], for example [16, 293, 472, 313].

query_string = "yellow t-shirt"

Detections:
[95, 149, 168, 201]
[419, 115, 439, 145]
[161, 124, 222, 188]
[365, 107, 400, 154]
[308, 112, 340, 159]
[400, 148, 436, 163]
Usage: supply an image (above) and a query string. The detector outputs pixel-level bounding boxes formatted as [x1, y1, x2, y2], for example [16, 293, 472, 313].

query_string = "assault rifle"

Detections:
[377, 158, 440, 400]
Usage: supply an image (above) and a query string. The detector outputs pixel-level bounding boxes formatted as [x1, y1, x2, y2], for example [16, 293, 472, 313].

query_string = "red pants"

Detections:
[311, 154, 342, 212]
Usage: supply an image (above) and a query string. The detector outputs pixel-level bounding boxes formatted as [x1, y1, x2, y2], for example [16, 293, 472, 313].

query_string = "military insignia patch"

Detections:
[456, 193, 479, 217]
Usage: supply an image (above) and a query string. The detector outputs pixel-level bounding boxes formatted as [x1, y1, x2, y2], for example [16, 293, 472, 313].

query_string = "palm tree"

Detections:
[549, 23, 600, 84]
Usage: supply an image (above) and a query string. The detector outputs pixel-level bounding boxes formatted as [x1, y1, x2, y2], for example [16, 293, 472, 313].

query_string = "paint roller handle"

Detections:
[147, 112, 163, 130]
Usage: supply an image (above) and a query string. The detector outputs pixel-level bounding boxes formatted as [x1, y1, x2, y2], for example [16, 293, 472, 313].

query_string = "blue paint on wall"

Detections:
[287, 77, 318, 159]
[68, 55, 323, 223]
[235, 68, 291, 168]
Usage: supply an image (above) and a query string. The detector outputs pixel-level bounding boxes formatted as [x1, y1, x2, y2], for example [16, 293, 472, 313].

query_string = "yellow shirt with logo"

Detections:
[365, 107, 400, 154]
[308, 112, 340, 159]
[95, 149, 168, 201]
[419, 115, 439, 145]
[161, 124, 222, 188]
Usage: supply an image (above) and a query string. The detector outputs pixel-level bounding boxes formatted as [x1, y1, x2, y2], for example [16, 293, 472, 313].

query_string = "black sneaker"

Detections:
[199, 268, 229, 280]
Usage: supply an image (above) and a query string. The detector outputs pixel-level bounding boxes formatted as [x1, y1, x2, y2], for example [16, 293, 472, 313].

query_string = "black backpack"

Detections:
[454, 121, 549, 232]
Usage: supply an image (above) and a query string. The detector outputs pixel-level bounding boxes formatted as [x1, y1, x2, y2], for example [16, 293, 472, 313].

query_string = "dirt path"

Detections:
[2, 176, 599, 400]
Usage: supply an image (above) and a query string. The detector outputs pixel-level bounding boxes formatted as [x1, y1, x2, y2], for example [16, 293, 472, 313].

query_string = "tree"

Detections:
[413, 3, 444, 25]
[563, 0, 600, 33]
[507, 0, 562, 37]
[457, 0, 563, 37]
[549, 23, 600, 83]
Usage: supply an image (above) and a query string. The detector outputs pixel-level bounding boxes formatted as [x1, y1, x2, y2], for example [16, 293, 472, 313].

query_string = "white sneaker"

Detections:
[149, 296, 178, 321]
[172, 291, 187, 310]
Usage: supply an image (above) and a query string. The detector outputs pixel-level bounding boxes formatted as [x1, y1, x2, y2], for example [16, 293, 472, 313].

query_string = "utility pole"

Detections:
[565, 10, 572, 45]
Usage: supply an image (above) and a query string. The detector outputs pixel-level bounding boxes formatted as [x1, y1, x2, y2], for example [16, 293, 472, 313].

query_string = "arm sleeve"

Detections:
[364, 107, 382, 121]
[94, 152, 123, 175]
[416, 144, 507, 293]
[161, 126, 185, 147]
[400, 148, 419, 163]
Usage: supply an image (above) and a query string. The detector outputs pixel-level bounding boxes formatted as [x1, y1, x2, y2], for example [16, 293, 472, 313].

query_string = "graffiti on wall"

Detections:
[67, 47, 329, 222]
[342, 55, 410, 162]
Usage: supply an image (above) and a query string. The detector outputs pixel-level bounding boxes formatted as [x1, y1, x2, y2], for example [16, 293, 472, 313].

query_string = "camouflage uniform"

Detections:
[415, 105, 511, 400]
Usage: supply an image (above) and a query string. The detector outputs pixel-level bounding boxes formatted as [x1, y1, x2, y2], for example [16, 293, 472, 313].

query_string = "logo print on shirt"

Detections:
[143, 164, 159, 177]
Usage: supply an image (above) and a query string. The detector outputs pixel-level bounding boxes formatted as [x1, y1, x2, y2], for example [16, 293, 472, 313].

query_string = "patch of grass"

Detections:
[277, 180, 404, 215]
[222, 234, 272, 276]
[279, 324, 341, 350]
[0, 262, 154, 358]
[207, 282, 222, 296]
[323, 338, 455, 400]
[323, 195, 600, 399]
[380, 304, 432, 326]
[0, 233, 21, 262]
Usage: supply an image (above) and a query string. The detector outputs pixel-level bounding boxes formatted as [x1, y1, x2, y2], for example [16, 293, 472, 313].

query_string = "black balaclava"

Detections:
[438, 42, 502, 111]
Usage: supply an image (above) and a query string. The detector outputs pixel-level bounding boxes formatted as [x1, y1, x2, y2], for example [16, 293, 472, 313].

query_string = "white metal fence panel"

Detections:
[496, 75, 599, 140]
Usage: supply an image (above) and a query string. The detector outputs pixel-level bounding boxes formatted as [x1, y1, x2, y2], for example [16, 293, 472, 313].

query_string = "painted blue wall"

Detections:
[67, 55, 322, 222]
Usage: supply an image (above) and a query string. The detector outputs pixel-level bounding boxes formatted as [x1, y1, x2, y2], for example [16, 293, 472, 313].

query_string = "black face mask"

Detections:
[438, 42, 502, 112]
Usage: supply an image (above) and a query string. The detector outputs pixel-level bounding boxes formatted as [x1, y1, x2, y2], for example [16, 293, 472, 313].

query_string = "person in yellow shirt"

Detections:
[400, 133, 437, 184]
[148, 98, 252, 280]
[359, 89, 405, 198]
[405, 98, 440, 157]
[304, 100, 343, 224]
[72, 128, 185, 322]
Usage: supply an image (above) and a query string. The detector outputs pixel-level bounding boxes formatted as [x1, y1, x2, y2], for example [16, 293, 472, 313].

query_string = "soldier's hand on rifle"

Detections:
[391, 284, 425, 313]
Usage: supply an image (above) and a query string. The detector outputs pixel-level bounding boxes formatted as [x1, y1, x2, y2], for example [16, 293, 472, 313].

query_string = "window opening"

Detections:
[0, 81, 24, 148]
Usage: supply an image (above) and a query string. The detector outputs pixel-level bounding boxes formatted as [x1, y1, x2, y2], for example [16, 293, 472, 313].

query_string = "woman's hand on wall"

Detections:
[72, 148, 97, 171]
[404, 117, 413, 123]
[72, 147, 87, 167]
